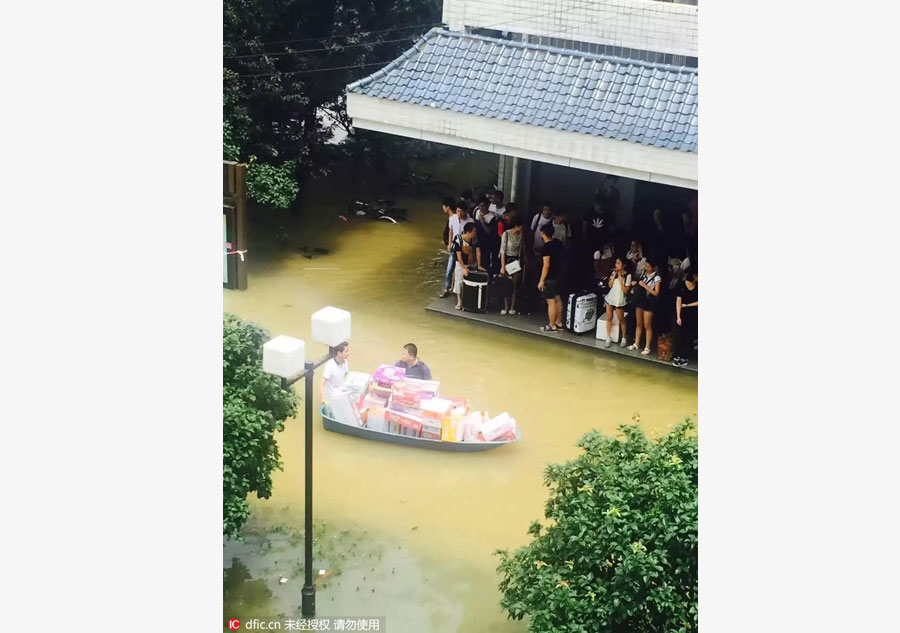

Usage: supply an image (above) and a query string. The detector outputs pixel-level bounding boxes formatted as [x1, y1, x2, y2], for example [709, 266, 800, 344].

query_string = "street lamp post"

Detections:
[262, 307, 352, 618]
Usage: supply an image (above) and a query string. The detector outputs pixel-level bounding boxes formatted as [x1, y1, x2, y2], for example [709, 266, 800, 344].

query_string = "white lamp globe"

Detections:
[311, 307, 351, 347]
[262, 335, 306, 379]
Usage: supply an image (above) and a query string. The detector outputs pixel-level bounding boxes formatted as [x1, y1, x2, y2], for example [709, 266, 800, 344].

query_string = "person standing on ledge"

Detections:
[395, 343, 432, 380]
[321, 342, 350, 402]
[537, 222, 566, 333]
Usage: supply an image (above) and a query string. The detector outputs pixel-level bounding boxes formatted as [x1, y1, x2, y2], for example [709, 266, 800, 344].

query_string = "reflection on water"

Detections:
[224, 157, 698, 632]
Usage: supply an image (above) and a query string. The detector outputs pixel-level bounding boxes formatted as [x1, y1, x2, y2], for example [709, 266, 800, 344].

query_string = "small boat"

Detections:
[320, 405, 521, 452]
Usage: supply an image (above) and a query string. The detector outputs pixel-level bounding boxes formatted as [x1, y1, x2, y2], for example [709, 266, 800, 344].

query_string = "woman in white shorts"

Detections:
[603, 256, 631, 348]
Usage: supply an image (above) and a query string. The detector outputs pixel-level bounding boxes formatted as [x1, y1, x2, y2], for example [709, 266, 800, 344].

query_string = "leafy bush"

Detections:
[496, 420, 697, 633]
[245, 157, 300, 210]
[223, 119, 243, 163]
[223, 314, 298, 537]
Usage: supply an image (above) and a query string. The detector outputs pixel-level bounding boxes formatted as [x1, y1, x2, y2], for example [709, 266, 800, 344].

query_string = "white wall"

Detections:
[443, 0, 698, 58]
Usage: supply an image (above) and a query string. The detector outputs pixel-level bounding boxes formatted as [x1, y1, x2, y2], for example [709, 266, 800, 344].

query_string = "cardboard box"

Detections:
[421, 397, 453, 420]
[403, 378, 440, 398]
[596, 311, 626, 342]
[386, 409, 423, 435]
[373, 364, 406, 388]
[448, 397, 469, 416]
[421, 417, 442, 440]
[482, 412, 518, 442]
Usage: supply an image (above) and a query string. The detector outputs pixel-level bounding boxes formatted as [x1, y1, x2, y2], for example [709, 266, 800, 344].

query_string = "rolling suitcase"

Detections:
[461, 269, 490, 312]
[565, 292, 598, 334]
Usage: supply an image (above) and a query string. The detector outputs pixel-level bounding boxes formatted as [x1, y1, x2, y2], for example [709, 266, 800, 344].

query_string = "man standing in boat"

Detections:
[321, 342, 350, 402]
[395, 343, 432, 380]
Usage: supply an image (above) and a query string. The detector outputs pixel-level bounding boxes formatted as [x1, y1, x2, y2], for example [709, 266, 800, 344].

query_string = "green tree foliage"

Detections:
[245, 157, 300, 210]
[496, 421, 698, 633]
[223, 314, 298, 537]
[223, 0, 441, 207]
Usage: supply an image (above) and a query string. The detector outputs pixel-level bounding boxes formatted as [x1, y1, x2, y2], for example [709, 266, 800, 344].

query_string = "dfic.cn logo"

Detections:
[227, 618, 241, 630]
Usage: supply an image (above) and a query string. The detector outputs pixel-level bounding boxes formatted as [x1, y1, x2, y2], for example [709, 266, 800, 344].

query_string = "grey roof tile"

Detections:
[348, 29, 698, 153]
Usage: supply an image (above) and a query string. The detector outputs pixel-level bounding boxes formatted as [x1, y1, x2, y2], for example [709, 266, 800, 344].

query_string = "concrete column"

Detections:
[509, 156, 520, 202]
[497, 155, 533, 211]
[515, 158, 532, 213]
[497, 155, 512, 194]
[616, 178, 637, 232]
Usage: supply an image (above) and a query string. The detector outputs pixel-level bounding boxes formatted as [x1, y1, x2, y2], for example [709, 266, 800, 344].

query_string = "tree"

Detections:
[224, 71, 301, 210]
[222, 0, 441, 209]
[223, 314, 298, 537]
[496, 421, 698, 633]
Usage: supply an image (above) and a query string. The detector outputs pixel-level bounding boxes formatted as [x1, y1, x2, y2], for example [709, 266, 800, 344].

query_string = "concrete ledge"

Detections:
[425, 298, 698, 374]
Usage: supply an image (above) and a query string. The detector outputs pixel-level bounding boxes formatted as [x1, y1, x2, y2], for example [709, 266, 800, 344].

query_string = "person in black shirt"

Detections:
[395, 343, 433, 380]
[537, 222, 565, 332]
[439, 197, 457, 298]
[672, 268, 698, 367]
[582, 199, 607, 252]
[475, 197, 501, 274]
[451, 221, 483, 310]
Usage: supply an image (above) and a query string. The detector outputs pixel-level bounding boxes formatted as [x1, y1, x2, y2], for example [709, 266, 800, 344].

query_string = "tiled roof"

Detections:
[347, 29, 698, 153]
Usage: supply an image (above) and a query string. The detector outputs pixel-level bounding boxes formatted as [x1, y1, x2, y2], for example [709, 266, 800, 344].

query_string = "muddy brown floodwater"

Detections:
[223, 157, 698, 632]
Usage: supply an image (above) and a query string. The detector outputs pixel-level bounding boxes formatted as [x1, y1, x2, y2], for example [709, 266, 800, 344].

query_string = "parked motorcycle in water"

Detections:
[347, 198, 408, 223]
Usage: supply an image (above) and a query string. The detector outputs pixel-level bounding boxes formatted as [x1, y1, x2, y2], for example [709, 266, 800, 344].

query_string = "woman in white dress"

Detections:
[603, 257, 631, 348]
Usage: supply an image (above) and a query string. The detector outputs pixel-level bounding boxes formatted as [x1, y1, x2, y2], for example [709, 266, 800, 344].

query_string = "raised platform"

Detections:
[425, 298, 698, 374]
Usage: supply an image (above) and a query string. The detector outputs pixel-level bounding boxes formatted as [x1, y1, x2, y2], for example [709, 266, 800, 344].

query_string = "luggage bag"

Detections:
[461, 269, 490, 312]
[565, 292, 598, 334]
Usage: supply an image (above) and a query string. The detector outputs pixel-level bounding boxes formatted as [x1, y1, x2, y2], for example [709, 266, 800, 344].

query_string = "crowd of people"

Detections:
[437, 177, 699, 367]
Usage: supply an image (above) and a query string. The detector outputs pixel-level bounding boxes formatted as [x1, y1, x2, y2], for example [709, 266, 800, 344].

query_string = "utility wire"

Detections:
[230, 59, 397, 79]
[227, 0, 684, 80]
[225, 22, 441, 49]
[224, 35, 416, 60]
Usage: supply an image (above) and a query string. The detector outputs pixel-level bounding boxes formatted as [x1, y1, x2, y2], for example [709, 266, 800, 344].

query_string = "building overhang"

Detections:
[347, 29, 698, 190]
[349, 93, 696, 189]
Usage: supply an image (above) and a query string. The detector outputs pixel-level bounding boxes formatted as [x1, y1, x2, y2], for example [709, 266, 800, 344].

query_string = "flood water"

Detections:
[223, 154, 698, 632]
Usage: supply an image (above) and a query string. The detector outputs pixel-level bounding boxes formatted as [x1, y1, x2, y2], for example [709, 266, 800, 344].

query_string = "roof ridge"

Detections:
[435, 28, 697, 75]
[346, 26, 445, 92]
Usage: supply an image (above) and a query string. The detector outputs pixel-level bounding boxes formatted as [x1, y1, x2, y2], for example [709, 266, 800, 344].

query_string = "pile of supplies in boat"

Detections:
[326, 364, 518, 443]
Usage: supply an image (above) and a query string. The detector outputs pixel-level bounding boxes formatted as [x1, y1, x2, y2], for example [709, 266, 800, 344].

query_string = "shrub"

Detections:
[223, 314, 298, 537]
[245, 157, 301, 210]
[496, 420, 698, 633]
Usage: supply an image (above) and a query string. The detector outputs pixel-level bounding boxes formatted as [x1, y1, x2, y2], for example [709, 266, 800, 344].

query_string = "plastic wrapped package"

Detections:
[482, 412, 518, 442]
[366, 407, 388, 433]
[327, 388, 362, 427]
[373, 364, 406, 388]
[342, 371, 371, 395]
[458, 411, 487, 442]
